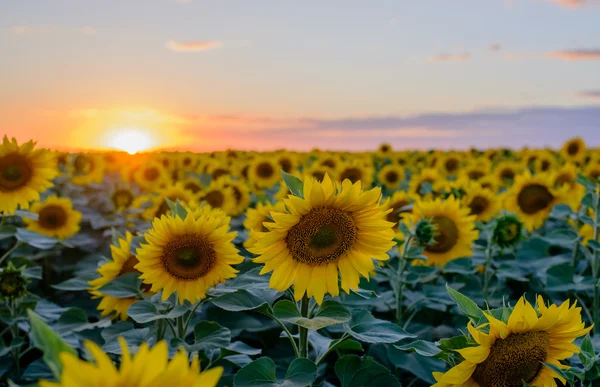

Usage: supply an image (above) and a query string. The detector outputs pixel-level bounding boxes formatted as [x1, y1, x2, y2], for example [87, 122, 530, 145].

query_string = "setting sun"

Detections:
[107, 129, 156, 154]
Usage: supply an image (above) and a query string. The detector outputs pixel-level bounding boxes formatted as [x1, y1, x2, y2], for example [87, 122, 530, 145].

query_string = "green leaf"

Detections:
[101, 328, 151, 354]
[188, 321, 231, 351]
[233, 357, 317, 387]
[166, 198, 188, 219]
[52, 276, 93, 291]
[281, 171, 304, 199]
[16, 228, 63, 249]
[210, 289, 272, 312]
[344, 310, 415, 344]
[394, 340, 442, 357]
[0, 225, 17, 241]
[335, 355, 401, 387]
[97, 272, 142, 298]
[127, 301, 188, 323]
[577, 174, 598, 191]
[27, 309, 76, 379]
[274, 300, 352, 330]
[445, 284, 484, 322]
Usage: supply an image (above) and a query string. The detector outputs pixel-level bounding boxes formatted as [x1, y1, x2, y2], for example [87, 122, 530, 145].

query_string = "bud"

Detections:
[415, 218, 436, 246]
[0, 263, 29, 301]
[492, 214, 523, 248]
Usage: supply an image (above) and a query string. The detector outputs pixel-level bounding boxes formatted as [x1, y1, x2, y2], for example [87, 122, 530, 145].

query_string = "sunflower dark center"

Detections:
[312, 171, 326, 182]
[385, 171, 399, 184]
[590, 170, 600, 181]
[183, 158, 192, 167]
[112, 189, 134, 208]
[212, 168, 229, 180]
[500, 168, 515, 181]
[445, 158, 459, 172]
[517, 184, 554, 215]
[232, 186, 242, 203]
[0, 154, 33, 191]
[323, 159, 336, 169]
[468, 170, 485, 180]
[426, 216, 459, 254]
[386, 200, 410, 223]
[541, 160, 550, 171]
[184, 181, 202, 194]
[469, 196, 489, 216]
[0, 272, 26, 298]
[143, 167, 160, 181]
[555, 173, 573, 187]
[257, 162, 275, 178]
[204, 190, 224, 208]
[567, 142, 579, 156]
[38, 205, 68, 229]
[286, 207, 357, 265]
[472, 331, 549, 387]
[279, 158, 292, 173]
[381, 145, 390, 153]
[340, 168, 362, 184]
[73, 155, 92, 174]
[161, 234, 216, 280]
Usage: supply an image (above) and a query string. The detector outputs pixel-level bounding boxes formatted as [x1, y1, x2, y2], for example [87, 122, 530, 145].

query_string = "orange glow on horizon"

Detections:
[106, 128, 156, 154]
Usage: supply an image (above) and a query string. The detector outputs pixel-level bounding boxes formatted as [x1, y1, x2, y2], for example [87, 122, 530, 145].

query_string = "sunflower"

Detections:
[177, 152, 200, 172]
[408, 168, 440, 197]
[462, 183, 500, 222]
[199, 179, 236, 215]
[336, 161, 374, 188]
[249, 174, 396, 304]
[133, 161, 170, 191]
[248, 156, 281, 189]
[460, 163, 490, 183]
[383, 191, 414, 239]
[584, 162, 600, 182]
[378, 143, 393, 158]
[40, 337, 223, 387]
[110, 187, 136, 211]
[553, 163, 585, 210]
[89, 232, 149, 320]
[318, 155, 341, 171]
[276, 152, 298, 174]
[438, 153, 463, 176]
[70, 153, 105, 186]
[304, 165, 334, 183]
[136, 211, 242, 303]
[494, 161, 521, 186]
[222, 177, 251, 216]
[180, 176, 204, 195]
[504, 172, 565, 232]
[0, 136, 57, 214]
[532, 151, 557, 174]
[25, 196, 82, 240]
[243, 200, 286, 248]
[133, 184, 197, 221]
[377, 164, 405, 190]
[404, 197, 478, 266]
[561, 137, 586, 162]
[432, 296, 592, 387]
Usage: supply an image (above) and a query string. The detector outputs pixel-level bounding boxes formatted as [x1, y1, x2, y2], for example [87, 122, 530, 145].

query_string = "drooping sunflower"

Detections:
[377, 164, 405, 190]
[248, 156, 281, 189]
[561, 137, 586, 163]
[133, 160, 170, 191]
[40, 337, 223, 387]
[504, 172, 565, 232]
[249, 174, 396, 304]
[25, 196, 82, 240]
[0, 136, 57, 214]
[404, 197, 478, 266]
[136, 211, 242, 303]
[553, 163, 585, 210]
[432, 296, 592, 387]
[70, 153, 106, 186]
[408, 168, 441, 197]
[243, 200, 286, 248]
[336, 161, 374, 188]
[462, 183, 500, 222]
[198, 179, 236, 215]
[89, 232, 149, 320]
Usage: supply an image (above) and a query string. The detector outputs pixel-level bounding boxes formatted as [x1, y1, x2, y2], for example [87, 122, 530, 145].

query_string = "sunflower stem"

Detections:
[315, 333, 349, 365]
[592, 186, 600, 335]
[482, 232, 495, 303]
[182, 299, 205, 336]
[572, 219, 581, 270]
[395, 235, 413, 325]
[0, 241, 22, 266]
[299, 295, 309, 358]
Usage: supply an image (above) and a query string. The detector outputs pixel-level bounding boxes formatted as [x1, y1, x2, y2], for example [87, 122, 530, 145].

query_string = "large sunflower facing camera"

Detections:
[432, 296, 592, 387]
[136, 210, 242, 303]
[0, 136, 57, 214]
[249, 174, 396, 304]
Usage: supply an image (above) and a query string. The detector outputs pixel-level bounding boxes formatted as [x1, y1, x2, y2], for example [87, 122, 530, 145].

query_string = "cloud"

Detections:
[547, 0, 587, 7]
[165, 40, 223, 52]
[576, 90, 600, 100]
[427, 53, 471, 62]
[489, 43, 502, 51]
[546, 49, 600, 60]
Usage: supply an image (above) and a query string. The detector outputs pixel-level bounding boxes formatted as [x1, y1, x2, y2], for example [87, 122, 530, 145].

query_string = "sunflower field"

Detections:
[2, 135, 600, 387]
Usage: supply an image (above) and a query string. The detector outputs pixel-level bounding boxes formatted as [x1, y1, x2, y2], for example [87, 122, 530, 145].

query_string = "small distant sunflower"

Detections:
[206, 161, 233, 182]
[0, 136, 57, 214]
[438, 153, 463, 176]
[136, 184, 197, 221]
[377, 164, 405, 190]
[336, 161, 374, 188]
[40, 337, 223, 387]
[561, 137, 586, 162]
[494, 161, 521, 186]
[178, 152, 199, 172]
[110, 187, 136, 211]
[378, 143, 393, 157]
[180, 177, 204, 195]
[222, 177, 251, 216]
[432, 296, 592, 387]
[249, 174, 396, 304]
[532, 151, 557, 174]
[136, 211, 242, 303]
[408, 168, 440, 197]
[0, 263, 29, 301]
[304, 165, 334, 183]
[70, 153, 105, 186]
[460, 163, 490, 183]
[584, 162, 600, 182]
[199, 179, 236, 215]
[25, 196, 82, 240]
[462, 183, 500, 222]
[404, 197, 478, 266]
[248, 157, 281, 189]
[318, 155, 341, 171]
[553, 163, 585, 210]
[504, 172, 565, 231]
[89, 232, 149, 320]
[243, 201, 286, 248]
[276, 152, 298, 174]
[133, 161, 169, 191]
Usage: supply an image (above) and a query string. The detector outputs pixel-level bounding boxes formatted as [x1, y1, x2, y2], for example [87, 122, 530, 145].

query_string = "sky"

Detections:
[1, 0, 600, 152]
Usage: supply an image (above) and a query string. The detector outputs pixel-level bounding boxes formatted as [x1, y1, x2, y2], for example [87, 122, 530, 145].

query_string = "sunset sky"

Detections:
[1, 0, 600, 152]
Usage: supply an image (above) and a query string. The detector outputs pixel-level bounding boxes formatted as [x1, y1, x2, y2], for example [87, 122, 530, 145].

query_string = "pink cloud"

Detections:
[489, 43, 502, 51]
[165, 40, 223, 52]
[576, 90, 600, 100]
[546, 49, 600, 60]
[547, 0, 587, 7]
[427, 52, 471, 62]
